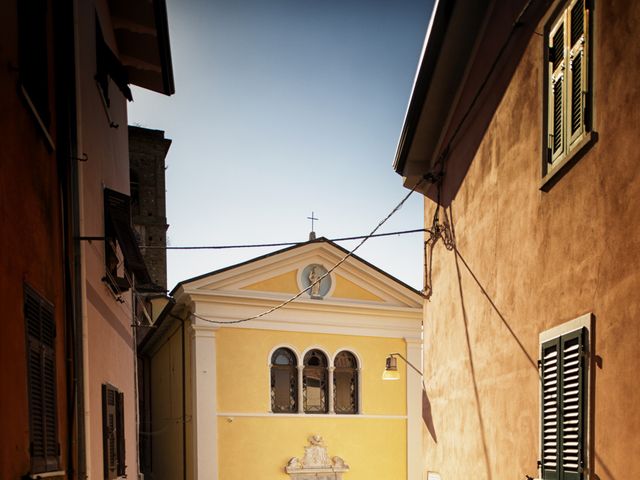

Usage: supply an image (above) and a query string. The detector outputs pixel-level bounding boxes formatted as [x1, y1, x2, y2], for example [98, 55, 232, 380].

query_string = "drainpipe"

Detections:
[54, 0, 86, 477]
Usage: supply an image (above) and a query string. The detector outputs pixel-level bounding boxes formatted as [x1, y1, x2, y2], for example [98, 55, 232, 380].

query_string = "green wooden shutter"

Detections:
[568, 0, 588, 147]
[541, 337, 560, 480]
[25, 285, 59, 473]
[102, 384, 118, 479]
[541, 328, 587, 480]
[548, 16, 567, 165]
[116, 391, 126, 477]
[560, 328, 587, 479]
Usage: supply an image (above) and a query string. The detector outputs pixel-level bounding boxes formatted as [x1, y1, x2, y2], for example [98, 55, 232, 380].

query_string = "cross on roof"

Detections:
[307, 211, 318, 232]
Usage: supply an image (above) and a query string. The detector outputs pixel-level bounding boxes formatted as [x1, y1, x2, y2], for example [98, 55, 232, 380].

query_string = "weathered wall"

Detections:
[129, 125, 171, 290]
[423, 0, 640, 478]
[0, 1, 68, 477]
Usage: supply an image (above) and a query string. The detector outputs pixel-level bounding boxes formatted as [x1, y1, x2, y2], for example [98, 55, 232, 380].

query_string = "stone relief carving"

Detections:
[285, 435, 349, 479]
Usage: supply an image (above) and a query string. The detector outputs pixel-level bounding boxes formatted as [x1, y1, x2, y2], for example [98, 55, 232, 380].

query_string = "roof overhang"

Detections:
[393, 0, 550, 205]
[108, 0, 175, 96]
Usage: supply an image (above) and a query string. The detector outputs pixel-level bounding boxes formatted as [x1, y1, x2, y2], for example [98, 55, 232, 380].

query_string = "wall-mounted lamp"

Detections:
[382, 353, 422, 381]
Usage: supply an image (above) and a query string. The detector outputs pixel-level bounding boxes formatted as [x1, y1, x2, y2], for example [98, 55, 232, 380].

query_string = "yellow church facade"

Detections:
[140, 238, 423, 480]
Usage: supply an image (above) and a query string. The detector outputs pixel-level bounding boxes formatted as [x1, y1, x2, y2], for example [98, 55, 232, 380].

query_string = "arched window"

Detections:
[333, 351, 359, 414]
[270, 348, 298, 413]
[303, 350, 328, 413]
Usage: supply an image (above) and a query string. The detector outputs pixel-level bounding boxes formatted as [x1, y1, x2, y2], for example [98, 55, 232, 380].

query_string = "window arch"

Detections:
[333, 351, 359, 414]
[303, 349, 328, 413]
[270, 348, 298, 413]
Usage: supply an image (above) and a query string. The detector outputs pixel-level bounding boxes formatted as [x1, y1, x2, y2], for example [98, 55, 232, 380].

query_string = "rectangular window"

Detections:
[104, 188, 152, 294]
[543, 0, 591, 180]
[540, 320, 589, 479]
[24, 284, 60, 473]
[102, 384, 126, 479]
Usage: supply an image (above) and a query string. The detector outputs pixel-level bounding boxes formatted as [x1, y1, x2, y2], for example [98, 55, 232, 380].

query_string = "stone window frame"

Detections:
[540, 0, 596, 191]
[267, 345, 362, 415]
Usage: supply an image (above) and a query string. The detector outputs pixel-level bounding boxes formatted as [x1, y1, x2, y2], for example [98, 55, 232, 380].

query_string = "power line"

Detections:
[191, 177, 429, 325]
[141, 228, 429, 251]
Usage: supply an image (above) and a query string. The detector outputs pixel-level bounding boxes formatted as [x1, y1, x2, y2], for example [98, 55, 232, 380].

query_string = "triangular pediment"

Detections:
[175, 239, 422, 309]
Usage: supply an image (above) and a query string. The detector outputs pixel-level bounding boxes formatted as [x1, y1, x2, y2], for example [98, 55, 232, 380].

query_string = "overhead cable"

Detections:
[190, 177, 429, 325]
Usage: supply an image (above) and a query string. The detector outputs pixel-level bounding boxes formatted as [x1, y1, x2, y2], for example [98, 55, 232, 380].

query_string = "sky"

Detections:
[129, 0, 433, 290]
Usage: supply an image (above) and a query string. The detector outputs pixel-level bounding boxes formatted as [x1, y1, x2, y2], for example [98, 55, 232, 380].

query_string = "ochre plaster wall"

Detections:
[422, 1, 640, 479]
[0, 1, 68, 477]
[216, 328, 408, 479]
[149, 324, 185, 479]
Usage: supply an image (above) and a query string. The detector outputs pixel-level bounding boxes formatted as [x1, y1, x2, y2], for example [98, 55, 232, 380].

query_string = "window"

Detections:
[333, 351, 358, 414]
[303, 350, 328, 414]
[270, 348, 298, 413]
[543, 0, 591, 179]
[104, 188, 152, 293]
[102, 384, 125, 479]
[540, 325, 588, 479]
[24, 284, 60, 473]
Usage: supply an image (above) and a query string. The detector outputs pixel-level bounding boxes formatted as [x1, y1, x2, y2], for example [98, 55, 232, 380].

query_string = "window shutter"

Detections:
[548, 17, 566, 165]
[568, 0, 588, 146]
[541, 328, 587, 480]
[541, 337, 560, 480]
[116, 392, 126, 477]
[560, 328, 587, 479]
[25, 286, 59, 473]
[102, 384, 118, 479]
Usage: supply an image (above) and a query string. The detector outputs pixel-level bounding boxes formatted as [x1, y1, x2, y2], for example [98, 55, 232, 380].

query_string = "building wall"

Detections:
[129, 125, 171, 290]
[215, 328, 408, 480]
[422, 0, 640, 478]
[76, 2, 139, 477]
[0, 1, 69, 477]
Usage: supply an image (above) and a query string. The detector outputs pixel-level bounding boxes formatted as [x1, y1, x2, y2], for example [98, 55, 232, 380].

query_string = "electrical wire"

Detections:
[140, 228, 429, 250]
[190, 177, 428, 325]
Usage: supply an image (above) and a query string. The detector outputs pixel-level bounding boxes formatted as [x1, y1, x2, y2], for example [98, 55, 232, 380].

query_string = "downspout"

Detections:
[54, 0, 86, 477]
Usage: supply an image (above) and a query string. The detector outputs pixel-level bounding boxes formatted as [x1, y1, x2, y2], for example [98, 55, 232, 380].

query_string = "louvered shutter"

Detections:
[560, 328, 586, 479]
[541, 337, 560, 480]
[568, 0, 588, 147]
[25, 286, 60, 473]
[548, 16, 566, 165]
[116, 392, 126, 477]
[541, 328, 587, 480]
[102, 384, 118, 479]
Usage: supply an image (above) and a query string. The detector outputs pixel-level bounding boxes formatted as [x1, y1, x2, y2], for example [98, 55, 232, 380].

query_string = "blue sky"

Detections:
[129, 0, 433, 289]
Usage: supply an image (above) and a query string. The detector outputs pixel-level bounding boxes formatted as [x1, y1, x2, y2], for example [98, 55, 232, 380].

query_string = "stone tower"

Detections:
[128, 126, 171, 290]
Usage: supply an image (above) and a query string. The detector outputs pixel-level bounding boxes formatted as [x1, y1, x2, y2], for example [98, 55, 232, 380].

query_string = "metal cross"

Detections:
[307, 211, 319, 231]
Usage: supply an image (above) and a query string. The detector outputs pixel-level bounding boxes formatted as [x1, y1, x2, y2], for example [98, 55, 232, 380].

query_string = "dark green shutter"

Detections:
[541, 328, 587, 480]
[541, 337, 560, 480]
[560, 328, 587, 479]
[25, 285, 59, 473]
[116, 392, 126, 477]
[102, 384, 118, 479]
[568, 0, 588, 145]
[548, 17, 566, 165]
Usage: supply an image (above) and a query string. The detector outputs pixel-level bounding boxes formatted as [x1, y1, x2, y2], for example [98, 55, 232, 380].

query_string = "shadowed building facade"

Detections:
[394, 0, 640, 479]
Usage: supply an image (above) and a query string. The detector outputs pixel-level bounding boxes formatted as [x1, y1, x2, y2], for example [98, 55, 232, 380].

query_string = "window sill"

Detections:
[540, 131, 598, 191]
[28, 470, 66, 479]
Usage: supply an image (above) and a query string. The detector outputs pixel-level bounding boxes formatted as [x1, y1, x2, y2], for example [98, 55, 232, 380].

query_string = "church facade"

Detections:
[139, 238, 423, 480]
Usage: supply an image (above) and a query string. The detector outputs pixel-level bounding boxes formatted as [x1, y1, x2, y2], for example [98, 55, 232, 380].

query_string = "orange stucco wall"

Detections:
[0, 1, 69, 478]
[422, 1, 640, 479]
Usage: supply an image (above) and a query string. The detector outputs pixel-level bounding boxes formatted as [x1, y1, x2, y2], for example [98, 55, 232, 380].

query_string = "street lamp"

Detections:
[382, 353, 422, 381]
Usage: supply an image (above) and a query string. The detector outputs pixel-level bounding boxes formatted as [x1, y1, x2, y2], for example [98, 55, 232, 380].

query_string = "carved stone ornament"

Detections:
[285, 435, 349, 479]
